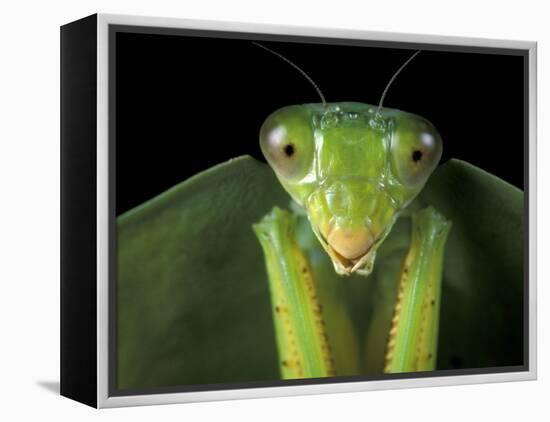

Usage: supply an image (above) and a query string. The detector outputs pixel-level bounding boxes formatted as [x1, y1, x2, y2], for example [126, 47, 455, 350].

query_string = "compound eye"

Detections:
[259, 107, 314, 180]
[390, 117, 442, 187]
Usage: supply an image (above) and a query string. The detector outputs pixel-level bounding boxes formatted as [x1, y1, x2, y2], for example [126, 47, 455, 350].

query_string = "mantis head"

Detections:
[259, 103, 442, 275]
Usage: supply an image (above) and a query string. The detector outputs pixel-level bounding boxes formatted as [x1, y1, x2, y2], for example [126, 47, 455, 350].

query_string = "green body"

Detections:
[255, 102, 450, 377]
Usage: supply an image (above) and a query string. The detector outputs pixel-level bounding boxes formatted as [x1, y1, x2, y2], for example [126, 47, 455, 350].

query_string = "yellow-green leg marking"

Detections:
[385, 207, 452, 373]
[253, 207, 335, 379]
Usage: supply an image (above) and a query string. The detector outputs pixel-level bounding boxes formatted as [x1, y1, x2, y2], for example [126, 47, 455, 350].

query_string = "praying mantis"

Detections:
[252, 43, 452, 378]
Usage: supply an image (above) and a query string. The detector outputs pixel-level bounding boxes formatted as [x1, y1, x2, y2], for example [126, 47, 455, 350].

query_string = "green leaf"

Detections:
[117, 156, 524, 389]
[418, 159, 524, 370]
[117, 156, 288, 390]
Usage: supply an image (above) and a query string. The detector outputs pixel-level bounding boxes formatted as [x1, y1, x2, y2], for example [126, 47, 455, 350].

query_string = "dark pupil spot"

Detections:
[412, 150, 423, 162]
[284, 144, 295, 157]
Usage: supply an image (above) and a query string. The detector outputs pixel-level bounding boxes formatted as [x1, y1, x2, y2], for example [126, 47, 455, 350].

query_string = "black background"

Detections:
[115, 31, 525, 215]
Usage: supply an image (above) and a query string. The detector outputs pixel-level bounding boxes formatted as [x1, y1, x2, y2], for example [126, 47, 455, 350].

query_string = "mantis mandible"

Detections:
[252, 42, 452, 378]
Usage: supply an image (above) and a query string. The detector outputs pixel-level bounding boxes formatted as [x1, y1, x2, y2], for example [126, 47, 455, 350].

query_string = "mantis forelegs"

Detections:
[253, 207, 335, 379]
[254, 205, 450, 379]
[384, 207, 452, 373]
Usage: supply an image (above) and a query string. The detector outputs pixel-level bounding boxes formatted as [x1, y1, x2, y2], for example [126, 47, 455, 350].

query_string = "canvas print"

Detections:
[113, 29, 525, 394]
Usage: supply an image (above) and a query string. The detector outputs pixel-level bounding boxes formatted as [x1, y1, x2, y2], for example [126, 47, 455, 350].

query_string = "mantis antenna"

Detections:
[252, 41, 327, 106]
[377, 50, 422, 115]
